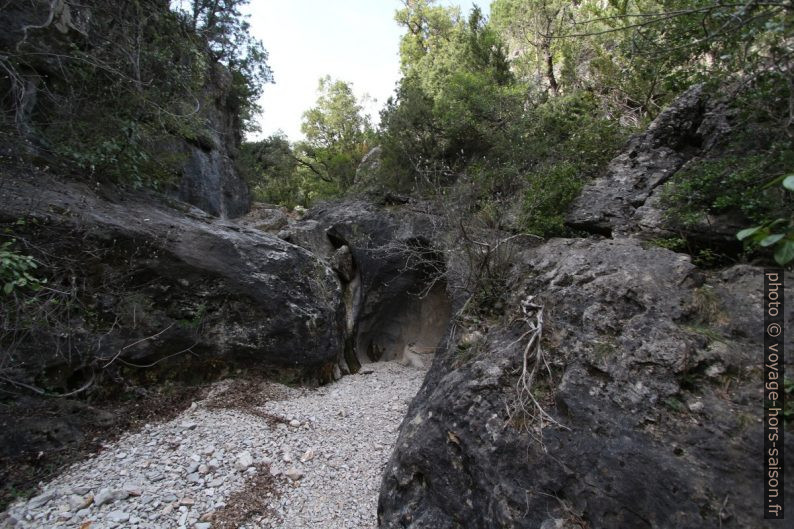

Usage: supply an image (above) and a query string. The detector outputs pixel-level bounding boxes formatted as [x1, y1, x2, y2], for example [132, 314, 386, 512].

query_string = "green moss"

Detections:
[592, 338, 618, 365]
[453, 342, 479, 367]
[663, 396, 685, 412]
[683, 324, 727, 344]
[177, 303, 207, 329]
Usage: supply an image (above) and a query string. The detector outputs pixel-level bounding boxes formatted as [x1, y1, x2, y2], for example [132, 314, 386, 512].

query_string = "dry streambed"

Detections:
[1, 362, 424, 529]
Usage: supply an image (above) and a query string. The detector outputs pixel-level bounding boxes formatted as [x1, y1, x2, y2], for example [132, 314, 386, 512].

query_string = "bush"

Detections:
[516, 92, 627, 237]
[736, 175, 794, 266]
[662, 148, 793, 229]
[521, 163, 583, 236]
[662, 71, 793, 238]
[0, 240, 44, 295]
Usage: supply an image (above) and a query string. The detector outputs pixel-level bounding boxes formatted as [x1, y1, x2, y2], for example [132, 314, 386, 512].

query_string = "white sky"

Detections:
[244, 0, 488, 141]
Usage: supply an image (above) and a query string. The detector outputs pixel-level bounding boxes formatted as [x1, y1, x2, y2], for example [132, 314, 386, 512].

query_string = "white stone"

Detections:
[108, 510, 130, 523]
[285, 468, 304, 481]
[235, 451, 254, 471]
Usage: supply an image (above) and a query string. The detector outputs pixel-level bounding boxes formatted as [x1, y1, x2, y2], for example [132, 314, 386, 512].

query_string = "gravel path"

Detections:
[1, 362, 424, 529]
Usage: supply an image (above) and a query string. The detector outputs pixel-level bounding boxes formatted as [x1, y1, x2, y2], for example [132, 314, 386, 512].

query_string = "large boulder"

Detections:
[352, 146, 383, 192]
[235, 202, 290, 233]
[0, 168, 344, 390]
[378, 236, 793, 528]
[566, 84, 739, 244]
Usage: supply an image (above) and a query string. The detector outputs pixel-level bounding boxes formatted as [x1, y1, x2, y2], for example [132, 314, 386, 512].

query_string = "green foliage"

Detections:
[379, 2, 520, 191]
[736, 175, 794, 266]
[240, 134, 303, 206]
[517, 92, 626, 236]
[657, 60, 792, 264]
[521, 163, 583, 236]
[298, 76, 375, 192]
[661, 118, 793, 262]
[663, 396, 685, 413]
[380, 2, 627, 235]
[240, 77, 375, 208]
[490, 0, 570, 95]
[650, 236, 688, 253]
[0, 240, 44, 295]
[5, 0, 271, 187]
[664, 148, 792, 224]
[491, 0, 792, 118]
[377, 0, 791, 245]
[173, 0, 274, 131]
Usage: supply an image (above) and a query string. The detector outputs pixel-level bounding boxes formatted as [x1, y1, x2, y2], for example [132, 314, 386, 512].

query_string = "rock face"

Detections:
[379, 235, 793, 529]
[175, 62, 251, 219]
[284, 200, 453, 372]
[378, 87, 794, 529]
[566, 84, 739, 244]
[0, 0, 250, 219]
[0, 169, 344, 387]
[353, 146, 384, 192]
[236, 203, 290, 233]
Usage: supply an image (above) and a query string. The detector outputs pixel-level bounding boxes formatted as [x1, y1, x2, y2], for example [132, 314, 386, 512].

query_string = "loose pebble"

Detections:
[3, 362, 423, 528]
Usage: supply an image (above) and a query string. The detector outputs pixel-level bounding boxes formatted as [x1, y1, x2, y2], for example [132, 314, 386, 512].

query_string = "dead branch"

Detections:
[101, 323, 175, 369]
[117, 342, 199, 368]
[0, 371, 95, 398]
[506, 294, 569, 449]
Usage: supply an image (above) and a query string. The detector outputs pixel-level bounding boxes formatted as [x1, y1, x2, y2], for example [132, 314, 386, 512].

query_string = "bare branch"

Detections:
[101, 323, 175, 369]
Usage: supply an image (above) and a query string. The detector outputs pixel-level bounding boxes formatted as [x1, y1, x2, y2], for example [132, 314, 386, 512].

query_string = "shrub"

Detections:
[0, 240, 44, 295]
[517, 92, 627, 237]
[736, 175, 794, 266]
[662, 148, 793, 229]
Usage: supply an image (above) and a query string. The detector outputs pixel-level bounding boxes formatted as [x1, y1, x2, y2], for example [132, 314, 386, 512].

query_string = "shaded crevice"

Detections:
[354, 279, 451, 369]
[329, 233, 453, 373]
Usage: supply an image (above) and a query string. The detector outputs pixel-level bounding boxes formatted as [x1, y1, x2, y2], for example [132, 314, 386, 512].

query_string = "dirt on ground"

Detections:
[211, 463, 284, 529]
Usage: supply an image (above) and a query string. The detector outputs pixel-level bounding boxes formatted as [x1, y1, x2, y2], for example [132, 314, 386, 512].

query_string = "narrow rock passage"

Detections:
[3, 362, 425, 529]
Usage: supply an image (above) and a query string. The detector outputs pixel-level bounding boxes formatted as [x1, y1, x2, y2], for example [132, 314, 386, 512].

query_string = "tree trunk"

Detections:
[543, 42, 558, 95]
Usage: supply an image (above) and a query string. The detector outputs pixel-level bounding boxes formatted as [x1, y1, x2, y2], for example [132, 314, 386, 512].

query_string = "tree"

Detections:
[380, 1, 515, 188]
[240, 133, 302, 205]
[491, 0, 793, 117]
[298, 76, 374, 191]
[173, 0, 274, 130]
[491, 0, 571, 95]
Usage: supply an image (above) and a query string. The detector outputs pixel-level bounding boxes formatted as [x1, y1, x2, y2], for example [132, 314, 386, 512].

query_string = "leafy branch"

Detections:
[737, 175, 794, 265]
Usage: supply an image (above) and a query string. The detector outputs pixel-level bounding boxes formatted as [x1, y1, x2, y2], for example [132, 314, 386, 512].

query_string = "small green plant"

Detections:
[650, 236, 687, 252]
[784, 377, 794, 423]
[178, 303, 207, 329]
[592, 338, 617, 366]
[0, 241, 45, 295]
[522, 162, 584, 237]
[663, 396, 685, 412]
[663, 140, 793, 229]
[690, 286, 724, 324]
[453, 337, 484, 367]
[736, 175, 794, 266]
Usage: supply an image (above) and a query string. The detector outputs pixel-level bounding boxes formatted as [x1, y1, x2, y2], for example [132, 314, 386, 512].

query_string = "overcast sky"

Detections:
[244, 0, 488, 141]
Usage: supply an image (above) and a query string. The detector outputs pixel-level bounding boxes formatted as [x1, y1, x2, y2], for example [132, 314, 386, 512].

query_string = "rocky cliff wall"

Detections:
[377, 87, 794, 529]
[0, 0, 250, 218]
